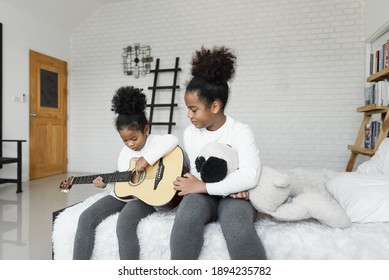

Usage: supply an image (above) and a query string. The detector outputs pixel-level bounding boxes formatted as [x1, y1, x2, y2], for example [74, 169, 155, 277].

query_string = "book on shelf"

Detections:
[384, 79, 389, 106]
[379, 45, 384, 71]
[364, 85, 372, 105]
[370, 39, 389, 75]
[364, 118, 382, 150]
[384, 40, 389, 68]
[374, 49, 379, 74]
[381, 44, 386, 70]
[364, 123, 371, 148]
[371, 121, 377, 149]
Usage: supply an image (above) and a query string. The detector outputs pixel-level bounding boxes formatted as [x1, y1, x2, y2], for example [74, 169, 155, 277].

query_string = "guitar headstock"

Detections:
[59, 176, 75, 193]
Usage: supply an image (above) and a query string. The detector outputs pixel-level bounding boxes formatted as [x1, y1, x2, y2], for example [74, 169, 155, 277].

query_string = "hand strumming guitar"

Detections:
[133, 156, 150, 173]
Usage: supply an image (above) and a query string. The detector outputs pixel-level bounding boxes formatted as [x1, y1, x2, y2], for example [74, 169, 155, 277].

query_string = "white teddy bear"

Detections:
[197, 143, 351, 228]
[249, 166, 351, 228]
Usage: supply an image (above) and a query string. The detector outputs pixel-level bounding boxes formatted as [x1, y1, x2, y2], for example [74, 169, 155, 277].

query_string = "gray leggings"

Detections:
[73, 195, 155, 260]
[170, 194, 266, 260]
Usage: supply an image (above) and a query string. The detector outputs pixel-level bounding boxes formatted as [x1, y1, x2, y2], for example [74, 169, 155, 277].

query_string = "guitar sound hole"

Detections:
[130, 170, 146, 186]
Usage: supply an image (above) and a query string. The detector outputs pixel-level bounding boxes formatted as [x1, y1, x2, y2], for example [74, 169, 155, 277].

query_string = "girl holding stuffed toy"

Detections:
[72, 86, 179, 260]
[171, 46, 266, 259]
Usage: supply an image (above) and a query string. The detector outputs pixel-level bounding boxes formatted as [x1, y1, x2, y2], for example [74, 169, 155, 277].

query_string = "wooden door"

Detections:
[29, 50, 67, 180]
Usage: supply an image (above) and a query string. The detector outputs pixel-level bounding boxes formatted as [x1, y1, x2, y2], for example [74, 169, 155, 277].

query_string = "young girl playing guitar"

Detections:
[72, 86, 179, 259]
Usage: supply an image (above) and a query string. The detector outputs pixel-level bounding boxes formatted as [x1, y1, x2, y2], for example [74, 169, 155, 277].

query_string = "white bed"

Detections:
[52, 167, 389, 260]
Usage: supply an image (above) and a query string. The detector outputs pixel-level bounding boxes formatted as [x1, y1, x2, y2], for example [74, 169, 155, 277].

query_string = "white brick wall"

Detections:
[69, 0, 366, 174]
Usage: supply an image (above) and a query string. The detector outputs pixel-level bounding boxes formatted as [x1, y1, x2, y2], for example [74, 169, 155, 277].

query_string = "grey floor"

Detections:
[0, 173, 100, 260]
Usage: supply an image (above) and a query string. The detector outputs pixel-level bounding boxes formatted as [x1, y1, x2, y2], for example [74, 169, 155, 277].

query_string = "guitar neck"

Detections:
[72, 171, 132, 185]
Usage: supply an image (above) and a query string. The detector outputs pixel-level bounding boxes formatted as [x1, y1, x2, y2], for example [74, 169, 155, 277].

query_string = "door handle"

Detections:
[30, 113, 37, 117]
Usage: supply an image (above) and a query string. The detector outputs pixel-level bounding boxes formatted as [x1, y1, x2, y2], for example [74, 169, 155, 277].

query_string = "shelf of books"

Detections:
[346, 108, 389, 171]
[346, 31, 389, 171]
[369, 38, 389, 79]
[364, 79, 389, 107]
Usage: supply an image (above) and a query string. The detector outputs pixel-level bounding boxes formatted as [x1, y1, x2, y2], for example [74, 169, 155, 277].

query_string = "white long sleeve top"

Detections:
[105, 134, 179, 202]
[183, 116, 261, 196]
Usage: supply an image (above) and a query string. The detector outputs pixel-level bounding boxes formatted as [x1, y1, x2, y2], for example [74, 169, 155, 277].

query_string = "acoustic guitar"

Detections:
[59, 146, 188, 211]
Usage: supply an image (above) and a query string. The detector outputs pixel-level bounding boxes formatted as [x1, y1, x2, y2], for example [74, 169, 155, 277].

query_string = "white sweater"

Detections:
[105, 134, 179, 202]
[183, 116, 261, 196]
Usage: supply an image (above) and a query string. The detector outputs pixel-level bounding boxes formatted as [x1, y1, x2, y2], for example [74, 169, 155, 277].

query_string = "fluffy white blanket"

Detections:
[52, 169, 389, 259]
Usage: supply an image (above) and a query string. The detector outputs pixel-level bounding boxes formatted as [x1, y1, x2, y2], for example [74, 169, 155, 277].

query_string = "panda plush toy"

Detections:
[195, 142, 239, 183]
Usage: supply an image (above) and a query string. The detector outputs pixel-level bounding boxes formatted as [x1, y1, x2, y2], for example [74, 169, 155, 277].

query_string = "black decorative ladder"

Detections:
[147, 57, 181, 134]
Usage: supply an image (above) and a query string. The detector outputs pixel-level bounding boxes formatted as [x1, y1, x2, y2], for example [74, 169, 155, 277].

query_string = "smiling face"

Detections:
[118, 126, 149, 151]
[184, 91, 225, 131]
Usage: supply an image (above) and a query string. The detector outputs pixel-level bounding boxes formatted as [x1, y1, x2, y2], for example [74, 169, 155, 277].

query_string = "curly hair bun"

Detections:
[111, 86, 146, 115]
[191, 46, 236, 84]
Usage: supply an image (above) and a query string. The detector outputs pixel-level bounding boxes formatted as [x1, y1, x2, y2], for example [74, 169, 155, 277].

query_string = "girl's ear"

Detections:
[211, 100, 222, 114]
[144, 125, 150, 135]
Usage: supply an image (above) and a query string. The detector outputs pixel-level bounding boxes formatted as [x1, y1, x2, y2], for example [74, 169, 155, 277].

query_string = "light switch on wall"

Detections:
[13, 94, 26, 103]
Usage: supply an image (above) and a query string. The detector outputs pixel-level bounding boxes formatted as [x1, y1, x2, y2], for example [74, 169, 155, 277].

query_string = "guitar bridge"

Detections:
[154, 158, 165, 190]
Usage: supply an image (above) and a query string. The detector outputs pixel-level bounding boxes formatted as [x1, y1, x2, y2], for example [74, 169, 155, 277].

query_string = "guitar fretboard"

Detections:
[72, 171, 132, 185]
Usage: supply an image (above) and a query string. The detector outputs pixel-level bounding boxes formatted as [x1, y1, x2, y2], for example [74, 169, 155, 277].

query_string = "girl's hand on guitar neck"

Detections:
[92, 176, 107, 189]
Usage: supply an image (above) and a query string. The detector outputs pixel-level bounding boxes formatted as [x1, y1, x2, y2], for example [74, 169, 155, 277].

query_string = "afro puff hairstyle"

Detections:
[111, 86, 149, 131]
[186, 46, 236, 110]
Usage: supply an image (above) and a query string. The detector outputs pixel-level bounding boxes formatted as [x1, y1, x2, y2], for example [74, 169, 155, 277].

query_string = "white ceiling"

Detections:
[1, 0, 131, 33]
